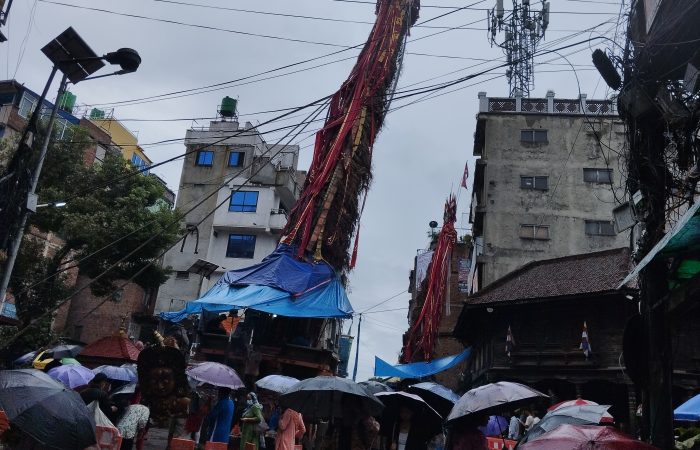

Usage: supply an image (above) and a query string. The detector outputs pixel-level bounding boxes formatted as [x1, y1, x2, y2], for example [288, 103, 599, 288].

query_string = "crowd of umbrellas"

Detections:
[0, 352, 663, 450]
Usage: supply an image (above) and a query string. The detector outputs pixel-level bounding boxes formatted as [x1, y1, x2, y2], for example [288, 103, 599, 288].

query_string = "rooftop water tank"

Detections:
[59, 91, 77, 113]
[220, 96, 237, 117]
[89, 108, 105, 119]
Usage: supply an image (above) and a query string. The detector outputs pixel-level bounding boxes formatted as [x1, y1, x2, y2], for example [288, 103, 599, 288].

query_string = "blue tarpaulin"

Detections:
[374, 348, 471, 378]
[160, 245, 353, 322]
[161, 279, 352, 321]
[217, 244, 335, 295]
[674, 393, 700, 421]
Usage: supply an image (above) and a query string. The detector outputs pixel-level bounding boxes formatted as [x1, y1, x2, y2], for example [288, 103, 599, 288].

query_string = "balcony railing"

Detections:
[478, 91, 617, 116]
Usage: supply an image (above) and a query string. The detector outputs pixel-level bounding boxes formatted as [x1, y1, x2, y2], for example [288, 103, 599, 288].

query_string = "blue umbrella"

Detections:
[14, 351, 38, 366]
[675, 393, 700, 421]
[47, 365, 95, 388]
[93, 365, 137, 382]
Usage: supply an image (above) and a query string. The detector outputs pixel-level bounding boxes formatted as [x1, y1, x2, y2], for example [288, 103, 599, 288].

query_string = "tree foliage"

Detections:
[1, 125, 182, 354]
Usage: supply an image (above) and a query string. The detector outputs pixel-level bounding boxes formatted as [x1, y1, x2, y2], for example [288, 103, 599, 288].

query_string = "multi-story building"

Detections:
[154, 105, 303, 315]
[469, 91, 629, 290]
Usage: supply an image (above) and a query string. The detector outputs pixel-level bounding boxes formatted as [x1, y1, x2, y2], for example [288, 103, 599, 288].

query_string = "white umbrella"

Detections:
[256, 374, 299, 393]
[446, 382, 548, 425]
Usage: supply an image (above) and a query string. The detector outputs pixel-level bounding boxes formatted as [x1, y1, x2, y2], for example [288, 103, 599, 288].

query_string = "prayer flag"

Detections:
[506, 325, 515, 357]
[580, 321, 592, 358]
[461, 162, 469, 188]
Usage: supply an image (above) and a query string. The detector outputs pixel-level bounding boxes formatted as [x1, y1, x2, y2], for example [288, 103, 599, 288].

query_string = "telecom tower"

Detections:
[488, 0, 550, 97]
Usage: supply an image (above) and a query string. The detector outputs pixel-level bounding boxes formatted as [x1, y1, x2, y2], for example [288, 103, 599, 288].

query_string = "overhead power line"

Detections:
[332, 0, 620, 14]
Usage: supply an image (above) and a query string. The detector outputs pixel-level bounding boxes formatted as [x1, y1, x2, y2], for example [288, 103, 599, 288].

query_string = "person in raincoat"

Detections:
[275, 408, 305, 450]
[241, 392, 265, 450]
[207, 387, 235, 443]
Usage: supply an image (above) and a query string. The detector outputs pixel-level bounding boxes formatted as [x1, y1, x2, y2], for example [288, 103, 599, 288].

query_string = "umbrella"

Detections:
[519, 424, 659, 450]
[59, 358, 81, 365]
[520, 404, 612, 444]
[0, 369, 96, 449]
[93, 365, 137, 382]
[550, 398, 614, 423]
[14, 351, 38, 366]
[375, 391, 443, 437]
[256, 374, 299, 393]
[446, 382, 548, 426]
[360, 380, 394, 395]
[186, 361, 244, 389]
[279, 375, 384, 420]
[110, 381, 137, 397]
[47, 364, 95, 388]
[478, 415, 509, 437]
[408, 382, 460, 417]
[48, 344, 83, 359]
[675, 393, 700, 421]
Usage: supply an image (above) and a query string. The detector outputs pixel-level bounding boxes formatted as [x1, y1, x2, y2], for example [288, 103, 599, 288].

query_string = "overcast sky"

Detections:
[1, 0, 625, 381]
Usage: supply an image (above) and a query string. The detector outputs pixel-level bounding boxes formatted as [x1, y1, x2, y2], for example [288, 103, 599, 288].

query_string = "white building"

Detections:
[154, 108, 303, 314]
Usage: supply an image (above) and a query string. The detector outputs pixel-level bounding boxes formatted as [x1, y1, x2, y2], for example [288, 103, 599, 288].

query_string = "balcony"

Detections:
[250, 157, 302, 209]
[269, 209, 288, 232]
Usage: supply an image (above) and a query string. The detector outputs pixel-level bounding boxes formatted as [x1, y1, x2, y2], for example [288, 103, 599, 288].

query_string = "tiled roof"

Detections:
[79, 335, 141, 362]
[466, 248, 633, 306]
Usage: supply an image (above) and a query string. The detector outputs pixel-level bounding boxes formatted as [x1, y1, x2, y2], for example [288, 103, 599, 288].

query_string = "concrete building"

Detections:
[469, 91, 629, 290]
[154, 111, 303, 314]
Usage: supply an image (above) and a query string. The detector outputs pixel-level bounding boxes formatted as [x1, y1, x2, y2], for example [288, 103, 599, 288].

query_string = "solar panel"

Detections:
[41, 27, 104, 83]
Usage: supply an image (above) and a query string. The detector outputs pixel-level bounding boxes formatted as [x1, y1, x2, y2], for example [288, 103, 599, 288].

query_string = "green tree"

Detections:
[1, 126, 182, 354]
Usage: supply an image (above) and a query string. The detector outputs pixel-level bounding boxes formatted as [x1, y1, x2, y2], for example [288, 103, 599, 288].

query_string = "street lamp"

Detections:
[0, 27, 141, 302]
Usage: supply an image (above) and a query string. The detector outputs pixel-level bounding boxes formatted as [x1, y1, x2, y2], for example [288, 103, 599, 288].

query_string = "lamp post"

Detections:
[0, 27, 141, 304]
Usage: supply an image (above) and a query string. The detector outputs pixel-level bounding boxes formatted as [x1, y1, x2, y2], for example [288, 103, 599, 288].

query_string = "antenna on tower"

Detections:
[487, 0, 549, 97]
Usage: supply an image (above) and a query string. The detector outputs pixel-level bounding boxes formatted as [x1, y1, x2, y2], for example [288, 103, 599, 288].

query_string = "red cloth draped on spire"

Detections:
[402, 195, 458, 362]
[281, 0, 420, 277]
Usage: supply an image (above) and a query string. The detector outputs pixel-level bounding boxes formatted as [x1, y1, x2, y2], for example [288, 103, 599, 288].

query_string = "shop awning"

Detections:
[373, 348, 471, 378]
[619, 201, 700, 288]
[160, 277, 353, 322]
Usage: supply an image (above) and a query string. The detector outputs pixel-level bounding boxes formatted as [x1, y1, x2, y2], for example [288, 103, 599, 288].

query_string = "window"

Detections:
[18, 92, 38, 118]
[519, 224, 550, 240]
[175, 271, 190, 280]
[228, 151, 245, 167]
[229, 191, 259, 212]
[226, 234, 256, 258]
[585, 220, 616, 236]
[520, 129, 548, 143]
[583, 168, 613, 183]
[131, 153, 150, 174]
[196, 150, 214, 166]
[520, 176, 548, 190]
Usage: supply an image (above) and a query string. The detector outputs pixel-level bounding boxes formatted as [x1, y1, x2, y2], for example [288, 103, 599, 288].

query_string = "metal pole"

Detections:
[352, 314, 362, 381]
[0, 71, 68, 303]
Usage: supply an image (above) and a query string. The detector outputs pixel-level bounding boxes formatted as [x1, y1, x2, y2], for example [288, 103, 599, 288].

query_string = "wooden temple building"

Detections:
[453, 248, 700, 427]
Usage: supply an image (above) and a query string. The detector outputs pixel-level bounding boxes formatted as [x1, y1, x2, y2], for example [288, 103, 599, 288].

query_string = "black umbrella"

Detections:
[110, 381, 137, 397]
[359, 380, 394, 395]
[375, 391, 443, 439]
[446, 382, 548, 426]
[407, 382, 460, 418]
[48, 344, 83, 359]
[279, 376, 384, 420]
[0, 369, 96, 450]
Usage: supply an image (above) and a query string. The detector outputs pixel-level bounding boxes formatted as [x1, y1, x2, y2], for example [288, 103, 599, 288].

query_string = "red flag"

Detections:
[461, 162, 469, 188]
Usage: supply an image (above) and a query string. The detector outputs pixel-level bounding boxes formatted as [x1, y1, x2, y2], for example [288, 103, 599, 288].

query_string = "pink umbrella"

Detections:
[549, 398, 614, 423]
[519, 424, 658, 450]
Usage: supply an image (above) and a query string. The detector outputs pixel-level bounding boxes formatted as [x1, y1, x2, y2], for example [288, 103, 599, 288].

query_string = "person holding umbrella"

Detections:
[449, 414, 489, 450]
[241, 392, 265, 450]
[206, 387, 235, 444]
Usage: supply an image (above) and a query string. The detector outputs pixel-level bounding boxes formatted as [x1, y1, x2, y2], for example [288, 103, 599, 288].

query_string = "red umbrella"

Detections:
[549, 398, 614, 423]
[519, 424, 659, 450]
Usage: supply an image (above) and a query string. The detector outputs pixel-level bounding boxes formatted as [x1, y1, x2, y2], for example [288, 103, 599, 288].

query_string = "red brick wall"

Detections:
[60, 275, 147, 344]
